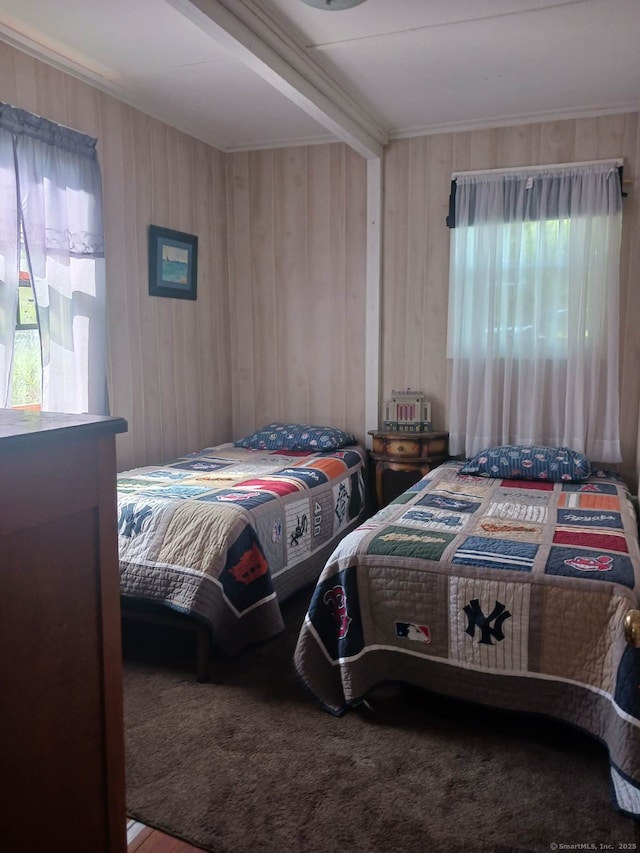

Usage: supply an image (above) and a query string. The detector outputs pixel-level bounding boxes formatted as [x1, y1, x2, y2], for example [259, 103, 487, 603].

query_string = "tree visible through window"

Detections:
[10, 246, 42, 409]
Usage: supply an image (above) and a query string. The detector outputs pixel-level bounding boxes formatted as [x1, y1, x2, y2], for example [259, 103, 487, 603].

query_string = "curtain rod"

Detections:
[452, 158, 623, 180]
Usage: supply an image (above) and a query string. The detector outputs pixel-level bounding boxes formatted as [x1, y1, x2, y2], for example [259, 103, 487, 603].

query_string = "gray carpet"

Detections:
[123, 588, 638, 853]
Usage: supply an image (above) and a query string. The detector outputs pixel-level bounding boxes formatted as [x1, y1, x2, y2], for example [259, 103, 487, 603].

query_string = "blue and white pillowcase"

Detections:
[459, 445, 591, 482]
[234, 422, 356, 452]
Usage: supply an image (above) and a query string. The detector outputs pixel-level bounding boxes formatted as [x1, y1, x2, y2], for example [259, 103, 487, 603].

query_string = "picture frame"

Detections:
[148, 224, 198, 300]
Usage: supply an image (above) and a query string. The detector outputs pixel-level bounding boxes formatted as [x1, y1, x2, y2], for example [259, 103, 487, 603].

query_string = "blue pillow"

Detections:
[459, 445, 591, 482]
[234, 422, 356, 452]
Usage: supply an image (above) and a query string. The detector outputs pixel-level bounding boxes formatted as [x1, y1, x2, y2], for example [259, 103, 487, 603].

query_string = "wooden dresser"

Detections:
[0, 410, 128, 852]
[368, 429, 449, 508]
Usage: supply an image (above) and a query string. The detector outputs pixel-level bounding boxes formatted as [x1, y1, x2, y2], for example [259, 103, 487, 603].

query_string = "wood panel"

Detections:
[275, 147, 308, 424]
[226, 141, 367, 443]
[343, 144, 367, 429]
[0, 40, 231, 473]
[382, 113, 640, 489]
[306, 145, 335, 425]
[326, 145, 347, 427]
[249, 149, 278, 428]
[2, 39, 637, 488]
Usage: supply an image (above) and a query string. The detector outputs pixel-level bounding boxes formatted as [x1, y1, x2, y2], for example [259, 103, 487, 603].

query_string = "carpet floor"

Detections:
[123, 588, 639, 853]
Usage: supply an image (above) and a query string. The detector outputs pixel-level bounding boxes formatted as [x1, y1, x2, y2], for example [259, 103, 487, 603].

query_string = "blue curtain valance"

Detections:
[0, 102, 98, 159]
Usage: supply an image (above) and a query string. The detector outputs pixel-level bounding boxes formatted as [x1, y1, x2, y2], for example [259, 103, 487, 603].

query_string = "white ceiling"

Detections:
[0, 0, 638, 155]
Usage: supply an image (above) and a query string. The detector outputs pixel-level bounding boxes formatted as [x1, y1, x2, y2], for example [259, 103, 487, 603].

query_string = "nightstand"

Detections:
[368, 430, 449, 508]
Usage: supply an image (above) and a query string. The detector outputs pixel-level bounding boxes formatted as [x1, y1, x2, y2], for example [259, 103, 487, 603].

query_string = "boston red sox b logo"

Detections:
[324, 584, 351, 639]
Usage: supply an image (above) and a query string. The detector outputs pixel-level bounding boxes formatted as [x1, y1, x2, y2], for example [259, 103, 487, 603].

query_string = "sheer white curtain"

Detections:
[0, 127, 19, 405]
[0, 103, 107, 414]
[447, 162, 623, 462]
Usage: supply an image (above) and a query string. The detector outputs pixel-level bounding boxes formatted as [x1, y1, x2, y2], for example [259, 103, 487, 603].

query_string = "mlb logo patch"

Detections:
[396, 622, 431, 644]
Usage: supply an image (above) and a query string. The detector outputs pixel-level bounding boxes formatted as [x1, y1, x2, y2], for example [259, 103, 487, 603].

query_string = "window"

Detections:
[10, 247, 42, 409]
[0, 102, 107, 415]
[446, 161, 623, 462]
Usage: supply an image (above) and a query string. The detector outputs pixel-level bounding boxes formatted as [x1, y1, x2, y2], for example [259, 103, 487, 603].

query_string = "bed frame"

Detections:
[121, 599, 213, 682]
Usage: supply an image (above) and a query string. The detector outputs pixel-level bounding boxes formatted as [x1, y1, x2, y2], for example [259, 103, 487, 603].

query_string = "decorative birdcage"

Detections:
[383, 389, 432, 432]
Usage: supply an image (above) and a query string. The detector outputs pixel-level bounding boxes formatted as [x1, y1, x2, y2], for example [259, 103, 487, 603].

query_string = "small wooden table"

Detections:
[368, 429, 449, 508]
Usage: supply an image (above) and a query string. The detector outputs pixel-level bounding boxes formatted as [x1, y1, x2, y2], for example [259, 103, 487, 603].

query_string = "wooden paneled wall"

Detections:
[2, 40, 638, 486]
[0, 41, 231, 472]
[382, 114, 640, 487]
[226, 145, 367, 443]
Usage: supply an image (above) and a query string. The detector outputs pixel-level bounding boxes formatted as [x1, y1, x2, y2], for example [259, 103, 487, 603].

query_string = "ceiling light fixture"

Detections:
[299, 0, 368, 10]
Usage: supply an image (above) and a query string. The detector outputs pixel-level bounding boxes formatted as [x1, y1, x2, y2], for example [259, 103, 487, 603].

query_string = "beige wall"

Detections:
[2, 40, 638, 487]
[382, 115, 640, 487]
[226, 144, 367, 443]
[0, 41, 231, 472]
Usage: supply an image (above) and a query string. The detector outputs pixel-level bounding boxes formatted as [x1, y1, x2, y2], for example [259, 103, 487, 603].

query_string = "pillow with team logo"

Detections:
[234, 422, 356, 452]
[459, 445, 591, 481]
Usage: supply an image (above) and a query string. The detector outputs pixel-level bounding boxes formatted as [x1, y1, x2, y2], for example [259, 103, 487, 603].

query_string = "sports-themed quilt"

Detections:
[118, 443, 366, 655]
[294, 461, 640, 818]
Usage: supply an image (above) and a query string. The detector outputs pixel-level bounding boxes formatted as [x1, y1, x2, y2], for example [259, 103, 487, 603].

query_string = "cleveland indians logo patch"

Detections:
[564, 554, 614, 572]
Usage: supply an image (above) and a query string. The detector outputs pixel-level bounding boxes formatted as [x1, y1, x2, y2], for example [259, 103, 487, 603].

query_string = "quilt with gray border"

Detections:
[118, 442, 366, 654]
[294, 461, 640, 818]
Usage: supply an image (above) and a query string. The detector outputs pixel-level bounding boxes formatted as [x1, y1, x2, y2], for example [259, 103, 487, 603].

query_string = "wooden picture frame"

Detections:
[148, 225, 198, 300]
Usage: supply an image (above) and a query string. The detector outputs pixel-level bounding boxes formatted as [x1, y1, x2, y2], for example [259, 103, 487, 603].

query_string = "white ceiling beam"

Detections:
[365, 156, 383, 447]
[164, 0, 387, 159]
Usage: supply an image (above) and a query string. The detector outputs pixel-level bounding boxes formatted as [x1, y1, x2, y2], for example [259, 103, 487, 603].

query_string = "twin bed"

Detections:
[116, 423, 367, 670]
[293, 447, 640, 819]
[116, 433, 640, 818]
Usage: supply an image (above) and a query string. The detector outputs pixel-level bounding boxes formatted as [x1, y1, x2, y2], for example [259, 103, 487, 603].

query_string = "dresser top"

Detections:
[0, 409, 128, 447]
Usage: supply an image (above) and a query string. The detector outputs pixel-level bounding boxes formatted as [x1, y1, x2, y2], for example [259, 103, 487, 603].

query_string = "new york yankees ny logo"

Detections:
[118, 503, 153, 538]
[463, 598, 511, 645]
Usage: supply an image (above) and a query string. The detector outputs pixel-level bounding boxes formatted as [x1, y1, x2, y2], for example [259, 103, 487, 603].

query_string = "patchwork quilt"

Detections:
[117, 443, 366, 654]
[294, 461, 640, 818]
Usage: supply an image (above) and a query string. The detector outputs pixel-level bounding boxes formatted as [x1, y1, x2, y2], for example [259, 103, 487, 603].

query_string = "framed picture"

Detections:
[148, 225, 198, 300]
